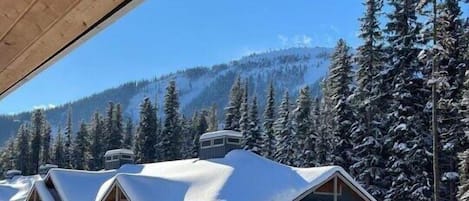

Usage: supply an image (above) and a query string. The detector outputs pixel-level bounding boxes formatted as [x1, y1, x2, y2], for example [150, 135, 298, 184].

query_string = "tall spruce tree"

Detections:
[89, 112, 105, 170]
[244, 96, 262, 154]
[53, 128, 65, 168]
[292, 86, 315, 167]
[273, 91, 295, 166]
[225, 76, 243, 131]
[458, 69, 469, 201]
[326, 39, 354, 170]
[240, 82, 250, 144]
[312, 98, 330, 165]
[41, 123, 52, 165]
[160, 80, 182, 161]
[15, 124, 30, 174]
[207, 104, 218, 132]
[123, 118, 134, 149]
[107, 103, 123, 149]
[135, 98, 158, 163]
[349, 0, 387, 199]
[64, 108, 73, 169]
[192, 111, 208, 157]
[263, 82, 276, 158]
[383, 0, 432, 200]
[72, 121, 90, 170]
[428, 1, 468, 200]
[30, 109, 45, 174]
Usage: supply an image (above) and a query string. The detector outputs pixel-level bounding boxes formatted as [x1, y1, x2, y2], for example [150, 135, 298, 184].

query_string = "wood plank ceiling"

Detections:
[0, 0, 140, 99]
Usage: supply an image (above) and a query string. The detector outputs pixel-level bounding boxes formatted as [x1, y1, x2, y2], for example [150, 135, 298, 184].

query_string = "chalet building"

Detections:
[19, 131, 376, 201]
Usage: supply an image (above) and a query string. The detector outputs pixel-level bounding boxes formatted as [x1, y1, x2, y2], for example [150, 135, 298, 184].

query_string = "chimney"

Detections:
[198, 130, 243, 160]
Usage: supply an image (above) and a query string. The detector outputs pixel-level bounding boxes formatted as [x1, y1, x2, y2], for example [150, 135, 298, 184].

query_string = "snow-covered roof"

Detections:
[0, 175, 42, 201]
[104, 148, 134, 156]
[32, 150, 375, 201]
[39, 164, 58, 169]
[5, 169, 22, 175]
[199, 130, 243, 140]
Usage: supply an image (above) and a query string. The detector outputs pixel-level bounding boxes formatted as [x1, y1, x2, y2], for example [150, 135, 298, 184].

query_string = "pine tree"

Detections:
[326, 39, 354, 170]
[30, 109, 44, 174]
[15, 124, 30, 174]
[225, 76, 243, 131]
[428, 1, 468, 200]
[262, 82, 276, 158]
[207, 104, 218, 132]
[312, 98, 330, 165]
[107, 103, 123, 149]
[273, 91, 295, 166]
[244, 96, 262, 154]
[64, 108, 73, 169]
[160, 80, 182, 161]
[458, 149, 469, 201]
[53, 128, 65, 168]
[180, 116, 195, 159]
[89, 112, 105, 170]
[192, 111, 208, 157]
[135, 98, 158, 163]
[123, 118, 134, 149]
[0, 138, 16, 175]
[41, 123, 52, 165]
[72, 121, 90, 170]
[349, 0, 387, 199]
[240, 82, 250, 144]
[383, 1, 432, 200]
[458, 69, 469, 201]
[292, 86, 315, 167]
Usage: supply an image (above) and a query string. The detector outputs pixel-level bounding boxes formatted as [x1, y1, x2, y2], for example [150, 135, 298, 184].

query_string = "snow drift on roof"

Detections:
[0, 175, 42, 201]
[199, 130, 243, 140]
[104, 149, 134, 156]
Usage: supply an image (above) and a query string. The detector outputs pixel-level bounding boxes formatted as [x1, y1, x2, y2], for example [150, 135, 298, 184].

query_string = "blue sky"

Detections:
[0, 1, 367, 114]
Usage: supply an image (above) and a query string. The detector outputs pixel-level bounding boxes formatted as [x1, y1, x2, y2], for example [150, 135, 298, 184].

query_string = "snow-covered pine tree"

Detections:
[53, 128, 65, 168]
[41, 123, 52, 165]
[107, 103, 123, 150]
[325, 39, 354, 170]
[383, 0, 432, 200]
[458, 149, 469, 201]
[240, 82, 250, 145]
[426, 1, 469, 200]
[30, 109, 44, 174]
[160, 80, 183, 161]
[64, 108, 73, 169]
[123, 118, 134, 149]
[89, 112, 105, 170]
[292, 86, 315, 167]
[207, 104, 218, 132]
[349, 0, 387, 199]
[273, 91, 295, 166]
[0, 138, 16, 175]
[224, 76, 243, 131]
[135, 97, 158, 163]
[312, 98, 329, 165]
[15, 124, 30, 174]
[72, 121, 90, 170]
[244, 96, 262, 154]
[458, 69, 469, 201]
[262, 82, 276, 158]
[180, 116, 195, 159]
[192, 111, 208, 158]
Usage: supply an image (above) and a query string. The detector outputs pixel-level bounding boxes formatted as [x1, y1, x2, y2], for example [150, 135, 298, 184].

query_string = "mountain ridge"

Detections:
[0, 47, 333, 145]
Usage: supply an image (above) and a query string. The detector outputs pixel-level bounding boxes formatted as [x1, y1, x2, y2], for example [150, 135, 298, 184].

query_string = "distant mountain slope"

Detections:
[0, 47, 332, 144]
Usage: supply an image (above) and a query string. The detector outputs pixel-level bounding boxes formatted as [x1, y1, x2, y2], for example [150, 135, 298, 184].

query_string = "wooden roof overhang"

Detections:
[0, 0, 142, 100]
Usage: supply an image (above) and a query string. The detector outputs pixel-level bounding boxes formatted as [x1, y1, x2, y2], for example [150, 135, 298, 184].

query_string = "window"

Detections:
[106, 156, 112, 161]
[112, 155, 119, 160]
[227, 138, 240, 144]
[201, 140, 211, 148]
[213, 138, 224, 145]
[121, 155, 132, 159]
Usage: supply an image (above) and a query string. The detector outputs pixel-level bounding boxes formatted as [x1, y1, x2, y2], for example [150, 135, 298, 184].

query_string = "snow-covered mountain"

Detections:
[0, 47, 332, 144]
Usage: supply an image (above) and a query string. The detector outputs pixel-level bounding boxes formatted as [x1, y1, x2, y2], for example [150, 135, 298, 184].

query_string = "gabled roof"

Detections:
[0, 175, 42, 201]
[30, 150, 376, 201]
